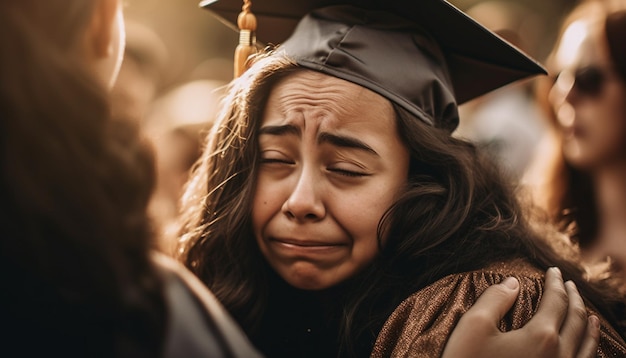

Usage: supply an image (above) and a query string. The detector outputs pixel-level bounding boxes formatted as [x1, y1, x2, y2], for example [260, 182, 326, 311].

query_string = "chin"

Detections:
[280, 268, 341, 291]
[285, 275, 333, 291]
[563, 142, 589, 168]
[565, 153, 603, 171]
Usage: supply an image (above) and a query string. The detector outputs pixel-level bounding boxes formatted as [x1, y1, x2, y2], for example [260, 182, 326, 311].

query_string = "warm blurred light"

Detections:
[556, 101, 575, 128]
[555, 20, 588, 66]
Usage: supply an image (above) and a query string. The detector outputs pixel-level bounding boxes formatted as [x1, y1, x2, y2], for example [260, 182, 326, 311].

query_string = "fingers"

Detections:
[523, 267, 599, 357]
[455, 277, 521, 335]
[559, 280, 590, 356]
[514, 267, 566, 355]
[441, 277, 520, 358]
[444, 268, 600, 358]
[467, 277, 521, 325]
[530, 267, 569, 332]
[576, 315, 600, 358]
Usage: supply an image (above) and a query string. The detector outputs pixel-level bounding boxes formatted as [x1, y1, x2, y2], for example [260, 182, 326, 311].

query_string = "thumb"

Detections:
[442, 277, 520, 358]
[469, 277, 521, 324]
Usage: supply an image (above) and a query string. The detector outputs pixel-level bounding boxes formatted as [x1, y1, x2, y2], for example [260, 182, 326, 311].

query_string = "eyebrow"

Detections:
[259, 124, 300, 137]
[318, 133, 379, 156]
[258, 124, 379, 156]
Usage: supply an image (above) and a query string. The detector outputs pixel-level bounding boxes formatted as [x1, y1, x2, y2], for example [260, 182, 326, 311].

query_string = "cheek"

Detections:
[336, 189, 394, 243]
[251, 186, 274, 232]
[251, 172, 292, 233]
[341, 208, 379, 238]
[590, 98, 626, 142]
[564, 108, 626, 168]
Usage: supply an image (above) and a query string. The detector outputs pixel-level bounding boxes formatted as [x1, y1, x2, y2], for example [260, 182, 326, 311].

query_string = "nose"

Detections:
[282, 168, 326, 222]
[549, 72, 576, 128]
[549, 71, 574, 107]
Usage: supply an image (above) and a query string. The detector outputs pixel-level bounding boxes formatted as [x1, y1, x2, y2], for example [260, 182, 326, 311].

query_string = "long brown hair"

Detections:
[178, 54, 298, 330]
[178, 51, 624, 356]
[342, 103, 624, 354]
[1, 2, 165, 356]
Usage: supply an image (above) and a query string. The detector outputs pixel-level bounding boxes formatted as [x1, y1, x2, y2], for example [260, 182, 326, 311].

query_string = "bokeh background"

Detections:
[122, 0, 580, 94]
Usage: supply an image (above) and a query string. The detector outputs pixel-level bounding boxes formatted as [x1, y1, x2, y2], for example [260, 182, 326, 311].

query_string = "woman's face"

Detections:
[252, 70, 410, 290]
[549, 18, 626, 170]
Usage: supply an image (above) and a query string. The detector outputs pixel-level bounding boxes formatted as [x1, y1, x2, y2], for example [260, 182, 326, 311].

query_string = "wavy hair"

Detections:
[342, 103, 623, 355]
[1, 2, 165, 356]
[178, 51, 624, 356]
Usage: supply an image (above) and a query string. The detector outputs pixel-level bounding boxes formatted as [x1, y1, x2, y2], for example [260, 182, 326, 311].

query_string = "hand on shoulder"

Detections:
[442, 267, 599, 358]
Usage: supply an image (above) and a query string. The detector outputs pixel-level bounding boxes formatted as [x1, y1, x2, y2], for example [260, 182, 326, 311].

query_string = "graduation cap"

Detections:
[199, 0, 546, 131]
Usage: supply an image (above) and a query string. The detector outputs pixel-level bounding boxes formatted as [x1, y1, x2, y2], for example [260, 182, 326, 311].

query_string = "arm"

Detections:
[442, 267, 599, 358]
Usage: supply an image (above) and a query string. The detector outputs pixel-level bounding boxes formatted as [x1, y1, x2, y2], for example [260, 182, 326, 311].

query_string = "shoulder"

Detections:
[372, 259, 545, 357]
[372, 259, 626, 357]
[403, 259, 544, 304]
[152, 252, 263, 358]
[384, 259, 545, 331]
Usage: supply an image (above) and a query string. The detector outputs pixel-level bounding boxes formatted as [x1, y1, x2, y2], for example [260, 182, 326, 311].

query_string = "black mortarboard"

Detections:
[199, 0, 546, 131]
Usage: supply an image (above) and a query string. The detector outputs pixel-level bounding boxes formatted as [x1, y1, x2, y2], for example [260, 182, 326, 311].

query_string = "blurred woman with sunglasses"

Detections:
[523, 0, 626, 288]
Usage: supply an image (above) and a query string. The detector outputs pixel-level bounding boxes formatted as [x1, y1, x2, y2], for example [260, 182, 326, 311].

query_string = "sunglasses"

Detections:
[553, 66, 610, 97]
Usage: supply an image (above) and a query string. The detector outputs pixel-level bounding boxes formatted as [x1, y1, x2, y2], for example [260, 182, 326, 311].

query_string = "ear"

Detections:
[89, 0, 120, 58]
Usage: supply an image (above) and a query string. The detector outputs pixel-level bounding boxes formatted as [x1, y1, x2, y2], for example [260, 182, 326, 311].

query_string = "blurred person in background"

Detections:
[523, 0, 626, 289]
[144, 79, 226, 253]
[454, 0, 548, 182]
[110, 19, 169, 124]
[109, 17, 227, 250]
[0, 0, 261, 356]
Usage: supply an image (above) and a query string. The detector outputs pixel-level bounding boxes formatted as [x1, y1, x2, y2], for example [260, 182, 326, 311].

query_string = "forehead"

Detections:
[263, 70, 395, 128]
[554, 19, 608, 69]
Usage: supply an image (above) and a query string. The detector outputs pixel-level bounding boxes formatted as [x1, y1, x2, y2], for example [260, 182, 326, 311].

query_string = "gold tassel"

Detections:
[234, 0, 257, 78]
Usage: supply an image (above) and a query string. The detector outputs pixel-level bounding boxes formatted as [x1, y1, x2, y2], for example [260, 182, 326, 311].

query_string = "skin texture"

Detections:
[253, 70, 409, 290]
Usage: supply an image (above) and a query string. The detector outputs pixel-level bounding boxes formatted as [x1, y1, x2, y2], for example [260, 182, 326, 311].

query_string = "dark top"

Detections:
[156, 254, 263, 358]
[252, 270, 343, 358]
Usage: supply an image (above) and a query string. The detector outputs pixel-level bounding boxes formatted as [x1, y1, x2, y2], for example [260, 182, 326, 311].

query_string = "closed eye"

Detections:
[260, 157, 294, 165]
[327, 167, 369, 177]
